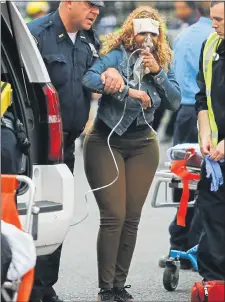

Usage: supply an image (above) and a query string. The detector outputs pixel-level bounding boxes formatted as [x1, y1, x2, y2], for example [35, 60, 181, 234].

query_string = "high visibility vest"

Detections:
[202, 32, 222, 147]
[1, 81, 12, 117]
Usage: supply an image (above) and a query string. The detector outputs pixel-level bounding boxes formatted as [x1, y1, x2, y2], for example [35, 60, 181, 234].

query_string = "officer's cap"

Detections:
[89, 0, 104, 7]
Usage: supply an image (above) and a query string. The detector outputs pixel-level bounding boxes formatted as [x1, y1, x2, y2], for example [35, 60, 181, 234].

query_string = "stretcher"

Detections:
[1, 175, 37, 302]
[151, 144, 202, 291]
[151, 144, 202, 209]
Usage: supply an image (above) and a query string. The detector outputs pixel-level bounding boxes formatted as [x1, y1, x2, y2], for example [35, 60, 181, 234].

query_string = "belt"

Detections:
[1, 117, 14, 132]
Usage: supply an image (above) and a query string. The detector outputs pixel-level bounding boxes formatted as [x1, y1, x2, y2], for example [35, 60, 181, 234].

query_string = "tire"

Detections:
[163, 265, 179, 291]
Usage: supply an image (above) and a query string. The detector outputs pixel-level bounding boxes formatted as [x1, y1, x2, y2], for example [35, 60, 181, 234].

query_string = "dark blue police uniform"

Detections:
[28, 9, 99, 172]
[27, 10, 100, 302]
[1, 111, 23, 175]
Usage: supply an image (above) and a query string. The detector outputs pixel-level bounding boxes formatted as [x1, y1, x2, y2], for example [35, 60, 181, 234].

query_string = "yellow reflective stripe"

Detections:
[211, 132, 218, 138]
[203, 33, 219, 83]
[202, 32, 221, 147]
[204, 38, 219, 74]
[206, 89, 211, 97]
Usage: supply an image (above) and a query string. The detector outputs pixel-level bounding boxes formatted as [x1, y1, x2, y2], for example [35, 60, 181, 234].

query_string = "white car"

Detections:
[1, 1, 75, 256]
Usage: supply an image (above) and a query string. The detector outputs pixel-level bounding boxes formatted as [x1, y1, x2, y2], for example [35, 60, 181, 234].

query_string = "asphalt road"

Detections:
[55, 139, 201, 301]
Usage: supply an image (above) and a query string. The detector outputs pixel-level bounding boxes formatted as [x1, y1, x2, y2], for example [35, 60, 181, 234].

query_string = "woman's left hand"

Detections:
[141, 50, 160, 74]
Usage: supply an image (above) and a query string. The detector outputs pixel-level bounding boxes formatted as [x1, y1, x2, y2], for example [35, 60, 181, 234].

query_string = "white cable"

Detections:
[71, 46, 157, 227]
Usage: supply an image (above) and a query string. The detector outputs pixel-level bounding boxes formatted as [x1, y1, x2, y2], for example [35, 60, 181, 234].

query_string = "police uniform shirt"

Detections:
[27, 10, 99, 134]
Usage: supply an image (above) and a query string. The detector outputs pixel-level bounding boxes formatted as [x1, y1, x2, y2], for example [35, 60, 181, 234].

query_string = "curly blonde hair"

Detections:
[100, 6, 172, 72]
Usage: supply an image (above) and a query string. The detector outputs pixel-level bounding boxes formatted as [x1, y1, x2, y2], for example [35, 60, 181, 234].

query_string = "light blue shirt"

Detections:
[173, 17, 214, 105]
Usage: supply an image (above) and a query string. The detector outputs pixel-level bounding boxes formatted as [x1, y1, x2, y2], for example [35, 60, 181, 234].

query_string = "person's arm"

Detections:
[198, 110, 224, 161]
[83, 29, 125, 94]
[151, 65, 181, 111]
[198, 110, 214, 156]
[195, 41, 208, 116]
[141, 50, 181, 111]
[83, 50, 151, 109]
[82, 50, 129, 102]
[198, 111, 211, 139]
[195, 41, 214, 156]
[196, 41, 225, 161]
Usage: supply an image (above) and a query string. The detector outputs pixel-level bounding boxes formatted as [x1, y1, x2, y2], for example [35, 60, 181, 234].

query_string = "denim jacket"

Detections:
[82, 45, 181, 135]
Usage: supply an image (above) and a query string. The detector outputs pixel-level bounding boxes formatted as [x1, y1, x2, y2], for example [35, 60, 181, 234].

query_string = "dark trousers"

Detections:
[173, 105, 198, 146]
[169, 189, 202, 250]
[197, 162, 225, 281]
[83, 120, 159, 288]
[152, 104, 165, 131]
[152, 105, 177, 138]
[166, 111, 177, 138]
[169, 105, 201, 251]
[30, 134, 75, 301]
[1, 127, 22, 174]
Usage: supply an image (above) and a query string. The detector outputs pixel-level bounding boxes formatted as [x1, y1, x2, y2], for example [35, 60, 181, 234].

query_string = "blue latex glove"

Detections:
[205, 155, 224, 191]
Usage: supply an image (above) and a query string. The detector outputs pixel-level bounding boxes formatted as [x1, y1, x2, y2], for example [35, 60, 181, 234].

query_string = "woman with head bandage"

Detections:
[82, 6, 181, 301]
[131, 17, 161, 84]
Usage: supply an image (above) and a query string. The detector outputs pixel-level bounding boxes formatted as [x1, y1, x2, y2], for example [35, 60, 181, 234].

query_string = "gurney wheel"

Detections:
[163, 265, 179, 291]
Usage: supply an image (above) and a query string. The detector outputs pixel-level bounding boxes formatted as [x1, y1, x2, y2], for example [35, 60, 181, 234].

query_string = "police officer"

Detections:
[1, 81, 29, 176]
[27, 2, 125, 301]
[195, 1, 225, 281]
[1, 110, 22, 175]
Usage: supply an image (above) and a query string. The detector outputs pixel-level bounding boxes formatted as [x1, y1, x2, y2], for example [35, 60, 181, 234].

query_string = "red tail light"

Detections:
[42, 83, 63, 162]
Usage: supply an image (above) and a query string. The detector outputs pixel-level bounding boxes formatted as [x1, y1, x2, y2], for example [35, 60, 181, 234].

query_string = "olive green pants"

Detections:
[83, 120, 159, 289]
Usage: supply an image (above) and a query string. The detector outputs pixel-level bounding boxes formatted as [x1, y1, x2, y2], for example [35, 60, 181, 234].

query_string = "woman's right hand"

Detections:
[128, 88, 151, 110]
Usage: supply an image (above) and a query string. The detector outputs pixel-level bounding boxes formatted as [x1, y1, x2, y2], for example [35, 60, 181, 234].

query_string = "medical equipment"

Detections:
[150, 144, 202, 291]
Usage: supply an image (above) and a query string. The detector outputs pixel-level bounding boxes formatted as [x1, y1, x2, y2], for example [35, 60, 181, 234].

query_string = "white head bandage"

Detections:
[133, 18, 160, 36]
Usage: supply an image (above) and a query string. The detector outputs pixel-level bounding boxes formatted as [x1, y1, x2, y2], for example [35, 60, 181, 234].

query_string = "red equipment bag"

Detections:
[191, 280, 225, 302]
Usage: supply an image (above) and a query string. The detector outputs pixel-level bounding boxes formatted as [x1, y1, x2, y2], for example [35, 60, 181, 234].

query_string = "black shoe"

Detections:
[42, 295, 64, 302]
[114, 285, 134, 301]
[158, 255, 192, 270]
[97, 289, 115, 301]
